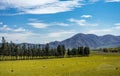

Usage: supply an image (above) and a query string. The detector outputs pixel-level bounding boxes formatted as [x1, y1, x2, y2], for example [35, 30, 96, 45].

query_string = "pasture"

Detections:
[0, 53, 120, 76]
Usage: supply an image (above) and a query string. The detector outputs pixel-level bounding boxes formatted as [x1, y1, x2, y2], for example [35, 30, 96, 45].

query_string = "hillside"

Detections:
[49, 33, 120, 48]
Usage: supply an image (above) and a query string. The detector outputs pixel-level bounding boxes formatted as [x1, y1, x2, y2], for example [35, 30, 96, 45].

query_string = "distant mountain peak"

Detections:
[48, 33, 120, 49]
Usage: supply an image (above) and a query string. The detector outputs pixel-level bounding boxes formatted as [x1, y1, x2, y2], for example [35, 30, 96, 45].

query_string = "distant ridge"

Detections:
[2, 33, 119, 49]
[49, 33, 120, 48]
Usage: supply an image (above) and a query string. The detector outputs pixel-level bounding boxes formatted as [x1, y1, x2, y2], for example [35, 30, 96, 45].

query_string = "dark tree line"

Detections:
[100, 48, 120, 53]
[0, 37, 90, 61]
[67, 46, 90, 56]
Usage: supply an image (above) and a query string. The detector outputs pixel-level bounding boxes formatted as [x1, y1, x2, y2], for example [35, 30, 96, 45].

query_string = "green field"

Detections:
[0, 53, 120, 76]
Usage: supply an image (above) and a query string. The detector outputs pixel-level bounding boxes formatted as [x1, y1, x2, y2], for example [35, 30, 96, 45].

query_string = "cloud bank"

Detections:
[0, 0, 82, 14]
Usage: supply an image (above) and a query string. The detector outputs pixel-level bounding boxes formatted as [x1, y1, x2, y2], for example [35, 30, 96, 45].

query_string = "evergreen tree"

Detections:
[45, 44, 49, 56]
[71, 48, 76, 55]
[61, 45, 65, 56]
[1, 37, 6, 50]
[79, 46, 84, 55]
[1, 37, 7, 56]
[84, 47, 90, 56]
[14, 45, 19, 60]
[57, 45, 61, 56]
[67, 48, 70, 56]
[57, 45, 65, 57]
[103, 48, 108, 52]
[38, 44, 41, 57]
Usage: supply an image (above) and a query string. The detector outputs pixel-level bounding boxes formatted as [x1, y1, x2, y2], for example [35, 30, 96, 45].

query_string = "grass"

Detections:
[0, 53, 120, 76]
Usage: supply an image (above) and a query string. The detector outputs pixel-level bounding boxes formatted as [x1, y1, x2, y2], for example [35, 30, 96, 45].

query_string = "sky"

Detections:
[0, 0, 120, 44]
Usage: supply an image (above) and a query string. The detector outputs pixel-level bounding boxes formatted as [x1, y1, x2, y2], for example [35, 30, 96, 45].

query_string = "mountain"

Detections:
[49, 33, 120, 49]
[1, 33, 120, 49]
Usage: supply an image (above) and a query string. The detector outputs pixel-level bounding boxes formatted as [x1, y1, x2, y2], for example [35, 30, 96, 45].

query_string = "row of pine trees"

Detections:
[0, 37, 90, 61]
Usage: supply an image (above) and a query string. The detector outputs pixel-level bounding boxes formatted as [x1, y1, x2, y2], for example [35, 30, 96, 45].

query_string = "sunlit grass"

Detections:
[0, 54, 120, 76]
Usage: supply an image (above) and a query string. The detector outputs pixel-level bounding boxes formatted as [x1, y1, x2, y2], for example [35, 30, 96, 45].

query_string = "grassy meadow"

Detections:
[0, 53, 120, 76]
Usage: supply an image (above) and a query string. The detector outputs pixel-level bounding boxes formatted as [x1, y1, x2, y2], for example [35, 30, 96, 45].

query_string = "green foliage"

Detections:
[0, 37, 90, 61]
[84, 47, 90, 56]
[57, 45, 65, 57]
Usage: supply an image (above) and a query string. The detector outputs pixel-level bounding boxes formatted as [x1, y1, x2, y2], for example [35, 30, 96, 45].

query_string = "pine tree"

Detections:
[84, 47, 90, 56]
[61, 45, 65, 57]
[57, 45, 61, 56]
[67, 48, 70, 56]
[80, 46, 84, 55]
[57, 45, 65, 57]
[1, 37, 7, 56]
[45, 44, 49, 56]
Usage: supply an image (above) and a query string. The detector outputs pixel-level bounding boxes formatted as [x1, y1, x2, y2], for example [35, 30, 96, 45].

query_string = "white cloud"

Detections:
[0, 24, 43, 43]
[114, 23, 120, 26]
[69, 19, 86, 26]
[0, 0, 83, 14]
[53, 22, 70, 26]
[0, 27, 77, 43]
[115, 26, 120, 29]
[105, 0, 120, 2]
[114, 23, 120, 29]
[69, 18, 98, 26]
[27, 18, 70, 28]
[0, 0, 57, 8]
[0, 21, 75, 43]
[0, 12, 24, 16]
[28, 22, 48, 28]
[86, 23, 120, 35]
[0, 24, 33, 43]
[14, 28, 26, 32]
[48, 30, 76, 38]
[81, 15, 92, 18]
[0, 32, 35, 43]
[0, 25, 26, 32]
[87, 29, 112, 35]
[0, 25, 11, 31]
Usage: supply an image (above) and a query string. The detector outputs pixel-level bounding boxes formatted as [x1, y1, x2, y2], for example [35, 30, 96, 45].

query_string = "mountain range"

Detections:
[1, 33, 120, 49]
[48, 33, 120, 49]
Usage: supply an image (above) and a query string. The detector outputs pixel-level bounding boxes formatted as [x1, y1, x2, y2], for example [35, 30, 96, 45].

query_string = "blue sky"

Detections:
[0, 0, 120, 43]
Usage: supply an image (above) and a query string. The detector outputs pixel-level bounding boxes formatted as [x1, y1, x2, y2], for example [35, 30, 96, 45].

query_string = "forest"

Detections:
[0, 37, 90, 61]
